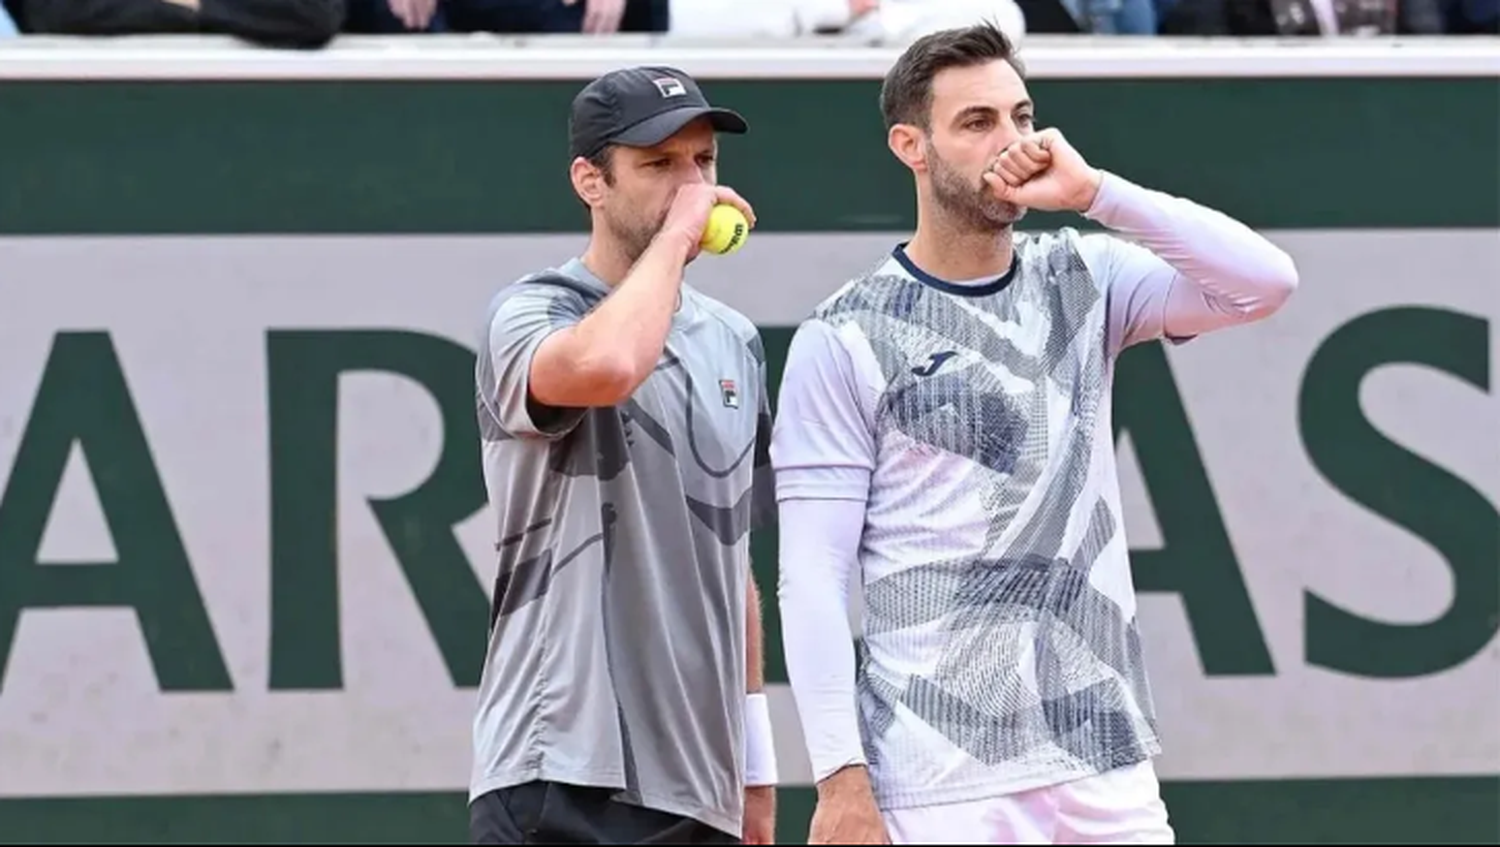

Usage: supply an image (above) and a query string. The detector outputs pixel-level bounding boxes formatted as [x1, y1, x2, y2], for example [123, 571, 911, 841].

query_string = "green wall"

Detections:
[0, 77, 1495, 235]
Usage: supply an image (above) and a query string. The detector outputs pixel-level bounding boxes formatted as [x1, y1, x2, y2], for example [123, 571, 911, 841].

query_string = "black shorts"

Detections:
[469, 780, 740, 845]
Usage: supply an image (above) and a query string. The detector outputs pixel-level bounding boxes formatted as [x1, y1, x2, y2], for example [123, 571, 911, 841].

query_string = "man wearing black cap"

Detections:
[467, 66, 778, 845]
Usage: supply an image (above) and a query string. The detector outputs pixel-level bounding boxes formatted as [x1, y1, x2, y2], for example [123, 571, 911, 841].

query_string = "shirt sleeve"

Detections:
[769, 318, 877, 782]
[480, 281, 590, 441]
[775, 496, 870, 782]
[769, 318, 877, 503]
[1077, 170, 1301, 357]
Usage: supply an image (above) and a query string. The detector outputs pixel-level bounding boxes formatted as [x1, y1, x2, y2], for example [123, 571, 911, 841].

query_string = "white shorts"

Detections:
[882, 761, 1175, 845]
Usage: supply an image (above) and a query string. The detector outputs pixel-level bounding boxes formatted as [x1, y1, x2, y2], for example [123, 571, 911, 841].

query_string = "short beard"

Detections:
[926, 140, 1026, 233]
[603, 204, 667, 265]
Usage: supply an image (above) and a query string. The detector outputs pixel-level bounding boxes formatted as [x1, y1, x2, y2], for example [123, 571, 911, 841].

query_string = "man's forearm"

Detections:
[1085, 170, 1298, 322]
[531, 229, 694, 409]
[574, 229, 695, 388]
[747, 577, 765, 694]
[744, 575, 779, 788]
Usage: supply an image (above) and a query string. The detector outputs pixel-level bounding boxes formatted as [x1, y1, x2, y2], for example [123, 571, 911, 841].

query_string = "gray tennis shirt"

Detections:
[469, 257, 774, 837]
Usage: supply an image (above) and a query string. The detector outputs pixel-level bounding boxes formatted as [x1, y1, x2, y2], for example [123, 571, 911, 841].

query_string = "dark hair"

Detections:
[587, 144, 616, 185]
[574, 144, 617, 211]
[879, 22, 1026, 131]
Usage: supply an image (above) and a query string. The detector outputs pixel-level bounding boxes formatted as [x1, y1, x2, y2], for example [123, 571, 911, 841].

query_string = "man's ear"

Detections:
[571, 156, 606, 207]
[888, 124, 927, 173]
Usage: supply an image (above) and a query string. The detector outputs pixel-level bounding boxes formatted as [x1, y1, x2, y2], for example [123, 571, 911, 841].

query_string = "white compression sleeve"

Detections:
[1079, 170, 1301, 353]
[776, 494, 869, 783]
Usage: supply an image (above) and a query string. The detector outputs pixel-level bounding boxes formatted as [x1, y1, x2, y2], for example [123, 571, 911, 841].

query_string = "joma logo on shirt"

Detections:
[913, 350, 958, 377]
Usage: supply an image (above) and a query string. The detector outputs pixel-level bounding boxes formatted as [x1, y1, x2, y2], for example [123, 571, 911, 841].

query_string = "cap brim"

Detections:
[612, 106, 749, 149]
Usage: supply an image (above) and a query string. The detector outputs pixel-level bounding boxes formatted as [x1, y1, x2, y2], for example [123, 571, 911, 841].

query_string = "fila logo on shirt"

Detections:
[719, 379, 740, 409]
[652, 77, 687, 98]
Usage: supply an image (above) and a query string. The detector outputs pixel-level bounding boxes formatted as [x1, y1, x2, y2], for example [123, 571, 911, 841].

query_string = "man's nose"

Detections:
[989, 122, 1026, 162]
[994, 122, 1024, 153]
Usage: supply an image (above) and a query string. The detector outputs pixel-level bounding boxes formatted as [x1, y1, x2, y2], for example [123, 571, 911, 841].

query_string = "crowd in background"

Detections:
[0, 0, 1494, 51]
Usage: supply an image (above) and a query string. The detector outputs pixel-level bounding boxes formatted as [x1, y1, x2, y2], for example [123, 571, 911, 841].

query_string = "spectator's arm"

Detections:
[795, 0, 870, 32]
[23, 0, 343, 46]
[200, 0, 344, 46]
[23, 0, 198, 34]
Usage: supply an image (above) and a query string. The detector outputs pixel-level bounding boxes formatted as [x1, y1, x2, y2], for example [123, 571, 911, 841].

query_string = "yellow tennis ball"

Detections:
[701, 204, 749, 256]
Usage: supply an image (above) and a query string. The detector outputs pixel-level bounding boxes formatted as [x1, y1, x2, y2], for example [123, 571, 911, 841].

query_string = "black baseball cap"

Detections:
[568, 66, 749, 160]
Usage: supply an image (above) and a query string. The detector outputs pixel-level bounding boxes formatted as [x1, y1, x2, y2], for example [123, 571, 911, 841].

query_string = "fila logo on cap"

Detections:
[652, 76, 686, 98]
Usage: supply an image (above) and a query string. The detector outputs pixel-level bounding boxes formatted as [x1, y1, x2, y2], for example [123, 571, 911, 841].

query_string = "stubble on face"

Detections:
[925, 139, 1026, 233]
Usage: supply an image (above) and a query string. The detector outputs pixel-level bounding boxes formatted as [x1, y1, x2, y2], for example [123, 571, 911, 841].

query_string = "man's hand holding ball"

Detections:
[661, 184, 756, 261]
[701, 204, 750, 256]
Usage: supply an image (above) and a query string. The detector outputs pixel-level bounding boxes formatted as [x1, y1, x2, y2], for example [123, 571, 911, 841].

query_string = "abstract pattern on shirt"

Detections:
[812, 229, 1161, 809]
[469, 258, 775, 837]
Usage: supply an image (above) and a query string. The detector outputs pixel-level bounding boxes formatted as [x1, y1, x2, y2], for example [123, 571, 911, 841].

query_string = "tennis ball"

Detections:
[701, 204, 749, 256]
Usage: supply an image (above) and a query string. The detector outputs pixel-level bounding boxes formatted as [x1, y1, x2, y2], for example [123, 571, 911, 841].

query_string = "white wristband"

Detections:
[744, 692, 779, 787]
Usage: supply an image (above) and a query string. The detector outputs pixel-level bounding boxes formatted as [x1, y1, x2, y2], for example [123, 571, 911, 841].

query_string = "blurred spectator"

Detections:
[1059, 0, 1157, 32]
[343, 0, 668, 33]
[1010, 0, 1084, 31]
[4, 0, 26, 29]
[20, 0, 345, 45]
[1445, 0, 1498, 30]
[664, 0, 853, 37]
[1161, 0, 1449, 33]
[669, 0, 1026, 43]
[847, 0, 1028, 42]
